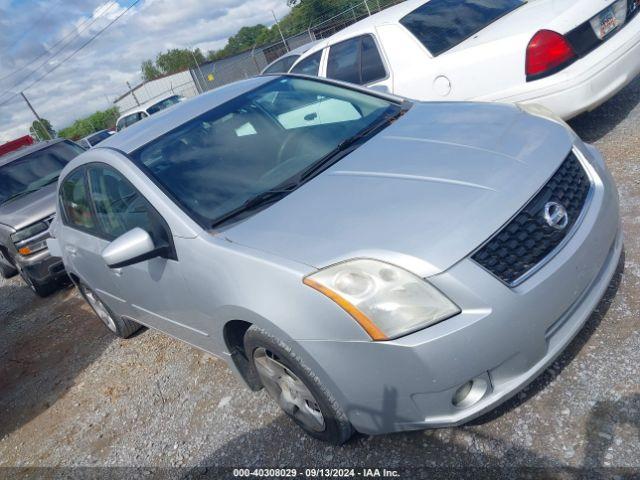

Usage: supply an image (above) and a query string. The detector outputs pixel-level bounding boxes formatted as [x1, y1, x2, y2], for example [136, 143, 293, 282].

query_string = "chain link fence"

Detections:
[193, 0, 404, 92]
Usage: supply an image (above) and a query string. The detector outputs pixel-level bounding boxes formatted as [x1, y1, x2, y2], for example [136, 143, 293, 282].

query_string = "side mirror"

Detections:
[102, 227, 163, 268]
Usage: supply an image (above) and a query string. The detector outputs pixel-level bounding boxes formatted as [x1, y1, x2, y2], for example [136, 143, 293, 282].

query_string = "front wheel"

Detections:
[77, 281, 141, 338]
[0, 262, 18, 279]
[244, 326, 353, 444]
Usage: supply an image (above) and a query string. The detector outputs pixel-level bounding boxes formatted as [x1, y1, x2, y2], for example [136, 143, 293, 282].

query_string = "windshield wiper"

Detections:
[209, 106, 407, 230]
[294, 107, 407, 186]
[1, 177, 59, 205]
[210, 181, 299, 230]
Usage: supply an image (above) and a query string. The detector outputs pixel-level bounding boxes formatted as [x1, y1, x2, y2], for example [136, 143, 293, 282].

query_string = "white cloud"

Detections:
[0, 0, 290, 141]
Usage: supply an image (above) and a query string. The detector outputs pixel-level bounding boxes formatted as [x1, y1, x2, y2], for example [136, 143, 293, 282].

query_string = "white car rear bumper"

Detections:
[487, 17, 640, 119]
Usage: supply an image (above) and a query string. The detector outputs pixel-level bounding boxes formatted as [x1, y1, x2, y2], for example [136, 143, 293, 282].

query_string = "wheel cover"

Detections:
[83, 287, 117, 333]
[253, 347, 326, 432]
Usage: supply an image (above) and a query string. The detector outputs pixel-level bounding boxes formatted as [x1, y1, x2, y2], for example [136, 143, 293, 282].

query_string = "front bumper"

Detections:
[487, 16, 640, 119]
[16, 247, 66, 285]
[298, 145, 622, 435]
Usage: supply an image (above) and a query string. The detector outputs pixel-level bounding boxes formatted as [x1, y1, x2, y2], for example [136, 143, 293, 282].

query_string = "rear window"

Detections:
[400, 0, 524, 56]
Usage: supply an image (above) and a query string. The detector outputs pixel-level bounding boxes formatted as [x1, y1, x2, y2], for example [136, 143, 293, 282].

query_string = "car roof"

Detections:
[117, 93, 184, 120]
[103, 76, 272, 154]
[0, 138, 67, 167]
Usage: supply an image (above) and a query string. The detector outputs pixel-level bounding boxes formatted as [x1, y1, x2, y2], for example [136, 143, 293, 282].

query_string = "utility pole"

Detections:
[272, 10, 289, 51]
[20, 91, 52, 140]
[126, 81, 140, 106]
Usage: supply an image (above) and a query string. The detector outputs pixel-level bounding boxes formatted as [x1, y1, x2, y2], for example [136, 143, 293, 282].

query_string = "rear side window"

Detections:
[400, 0, 524, 56]
[361, 36, 386, 84]
[327, 37, 361, 84]
[327, 35, 386, 85]
[60, 169, 96, 232]
[290, 51, 322, 76]
[264, 55, 299, 74]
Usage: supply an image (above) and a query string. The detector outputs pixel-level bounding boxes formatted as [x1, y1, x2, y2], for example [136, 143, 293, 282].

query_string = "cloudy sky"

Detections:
[0, 0, 291, 141]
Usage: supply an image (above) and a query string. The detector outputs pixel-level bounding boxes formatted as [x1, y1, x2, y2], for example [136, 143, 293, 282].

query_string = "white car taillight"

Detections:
[526, 30, 576, 81]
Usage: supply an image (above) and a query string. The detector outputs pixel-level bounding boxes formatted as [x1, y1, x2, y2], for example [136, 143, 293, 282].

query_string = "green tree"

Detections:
[58, 107, 120, 140]
[29, 119, 55, 140]
[139, 48, 206, 81]
[144, 1, 360, 70]
[226, 25, 270, 53]
[141, 59, 162, 82]
[155, 48, 205, 75]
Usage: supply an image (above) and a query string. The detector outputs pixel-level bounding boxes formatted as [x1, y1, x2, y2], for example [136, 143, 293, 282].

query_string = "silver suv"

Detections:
[0, 139, 84, 295]
[49, 76, 621, 443]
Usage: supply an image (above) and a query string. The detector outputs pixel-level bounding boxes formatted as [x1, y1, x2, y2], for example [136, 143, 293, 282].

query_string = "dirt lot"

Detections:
[1, 79, 639, 476]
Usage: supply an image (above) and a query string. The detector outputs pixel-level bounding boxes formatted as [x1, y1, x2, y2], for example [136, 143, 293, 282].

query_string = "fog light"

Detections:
[452, 377, 488, 408]
[453, 381, 473, 406]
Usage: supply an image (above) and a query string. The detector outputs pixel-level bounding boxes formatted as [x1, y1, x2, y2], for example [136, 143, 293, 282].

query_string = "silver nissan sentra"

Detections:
[48, 75, 622, 444]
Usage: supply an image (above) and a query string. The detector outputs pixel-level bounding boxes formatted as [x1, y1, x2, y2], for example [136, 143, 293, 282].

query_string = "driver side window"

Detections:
[60, 168, 97, 232]
[86, 165, 165, 244]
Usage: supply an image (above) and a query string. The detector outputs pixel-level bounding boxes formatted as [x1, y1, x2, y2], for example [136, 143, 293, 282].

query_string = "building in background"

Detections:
[114, 70, 199, 114]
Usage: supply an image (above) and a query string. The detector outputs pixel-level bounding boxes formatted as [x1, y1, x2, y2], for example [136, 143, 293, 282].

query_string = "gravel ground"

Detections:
[1, 78, 639, 477]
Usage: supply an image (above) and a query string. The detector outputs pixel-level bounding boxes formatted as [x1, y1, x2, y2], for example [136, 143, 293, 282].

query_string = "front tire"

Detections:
[0, 261, 17, 279]
[244, 326, 353, 445]
[77, 281, 141, 338]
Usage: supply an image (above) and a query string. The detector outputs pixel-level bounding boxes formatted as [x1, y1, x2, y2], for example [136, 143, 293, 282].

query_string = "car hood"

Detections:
[222, 102, 575, 277]
[0, 183, 57, 231]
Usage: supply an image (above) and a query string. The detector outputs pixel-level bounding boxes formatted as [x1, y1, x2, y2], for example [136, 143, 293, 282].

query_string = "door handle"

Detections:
[112, 268, 123, 277]
[65, 246, 78, 256]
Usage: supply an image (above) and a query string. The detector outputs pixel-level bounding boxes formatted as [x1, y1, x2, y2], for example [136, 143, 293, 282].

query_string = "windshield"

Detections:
[400, 0, 524, 56]
[0, 141, 84, 205]
[132, 77, 401, 227]
[88, 130, 111, 145]
[147, 95, 183, 115]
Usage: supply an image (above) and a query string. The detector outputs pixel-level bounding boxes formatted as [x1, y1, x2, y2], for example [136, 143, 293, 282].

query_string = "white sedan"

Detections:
[289, 0, 640, 119]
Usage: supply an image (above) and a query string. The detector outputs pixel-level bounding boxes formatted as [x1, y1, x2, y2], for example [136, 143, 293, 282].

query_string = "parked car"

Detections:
[0, 138, 85, 295]
[48, 76, 621, 444]
[78, 129, 113, 149]
[261, 40, 321, 74]
[289, 0, 640, 119]
[115, 94, 184, 132]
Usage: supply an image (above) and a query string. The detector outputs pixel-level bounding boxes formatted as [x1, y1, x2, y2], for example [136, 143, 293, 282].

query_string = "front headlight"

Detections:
[11, 221, 49, 243]
[11, 220, 50, 255]
[303, 259, 460, 340]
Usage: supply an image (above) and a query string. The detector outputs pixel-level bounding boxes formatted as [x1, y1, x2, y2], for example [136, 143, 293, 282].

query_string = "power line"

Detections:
[0, 1, 118, 87]
[0, 0, 141, 109]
